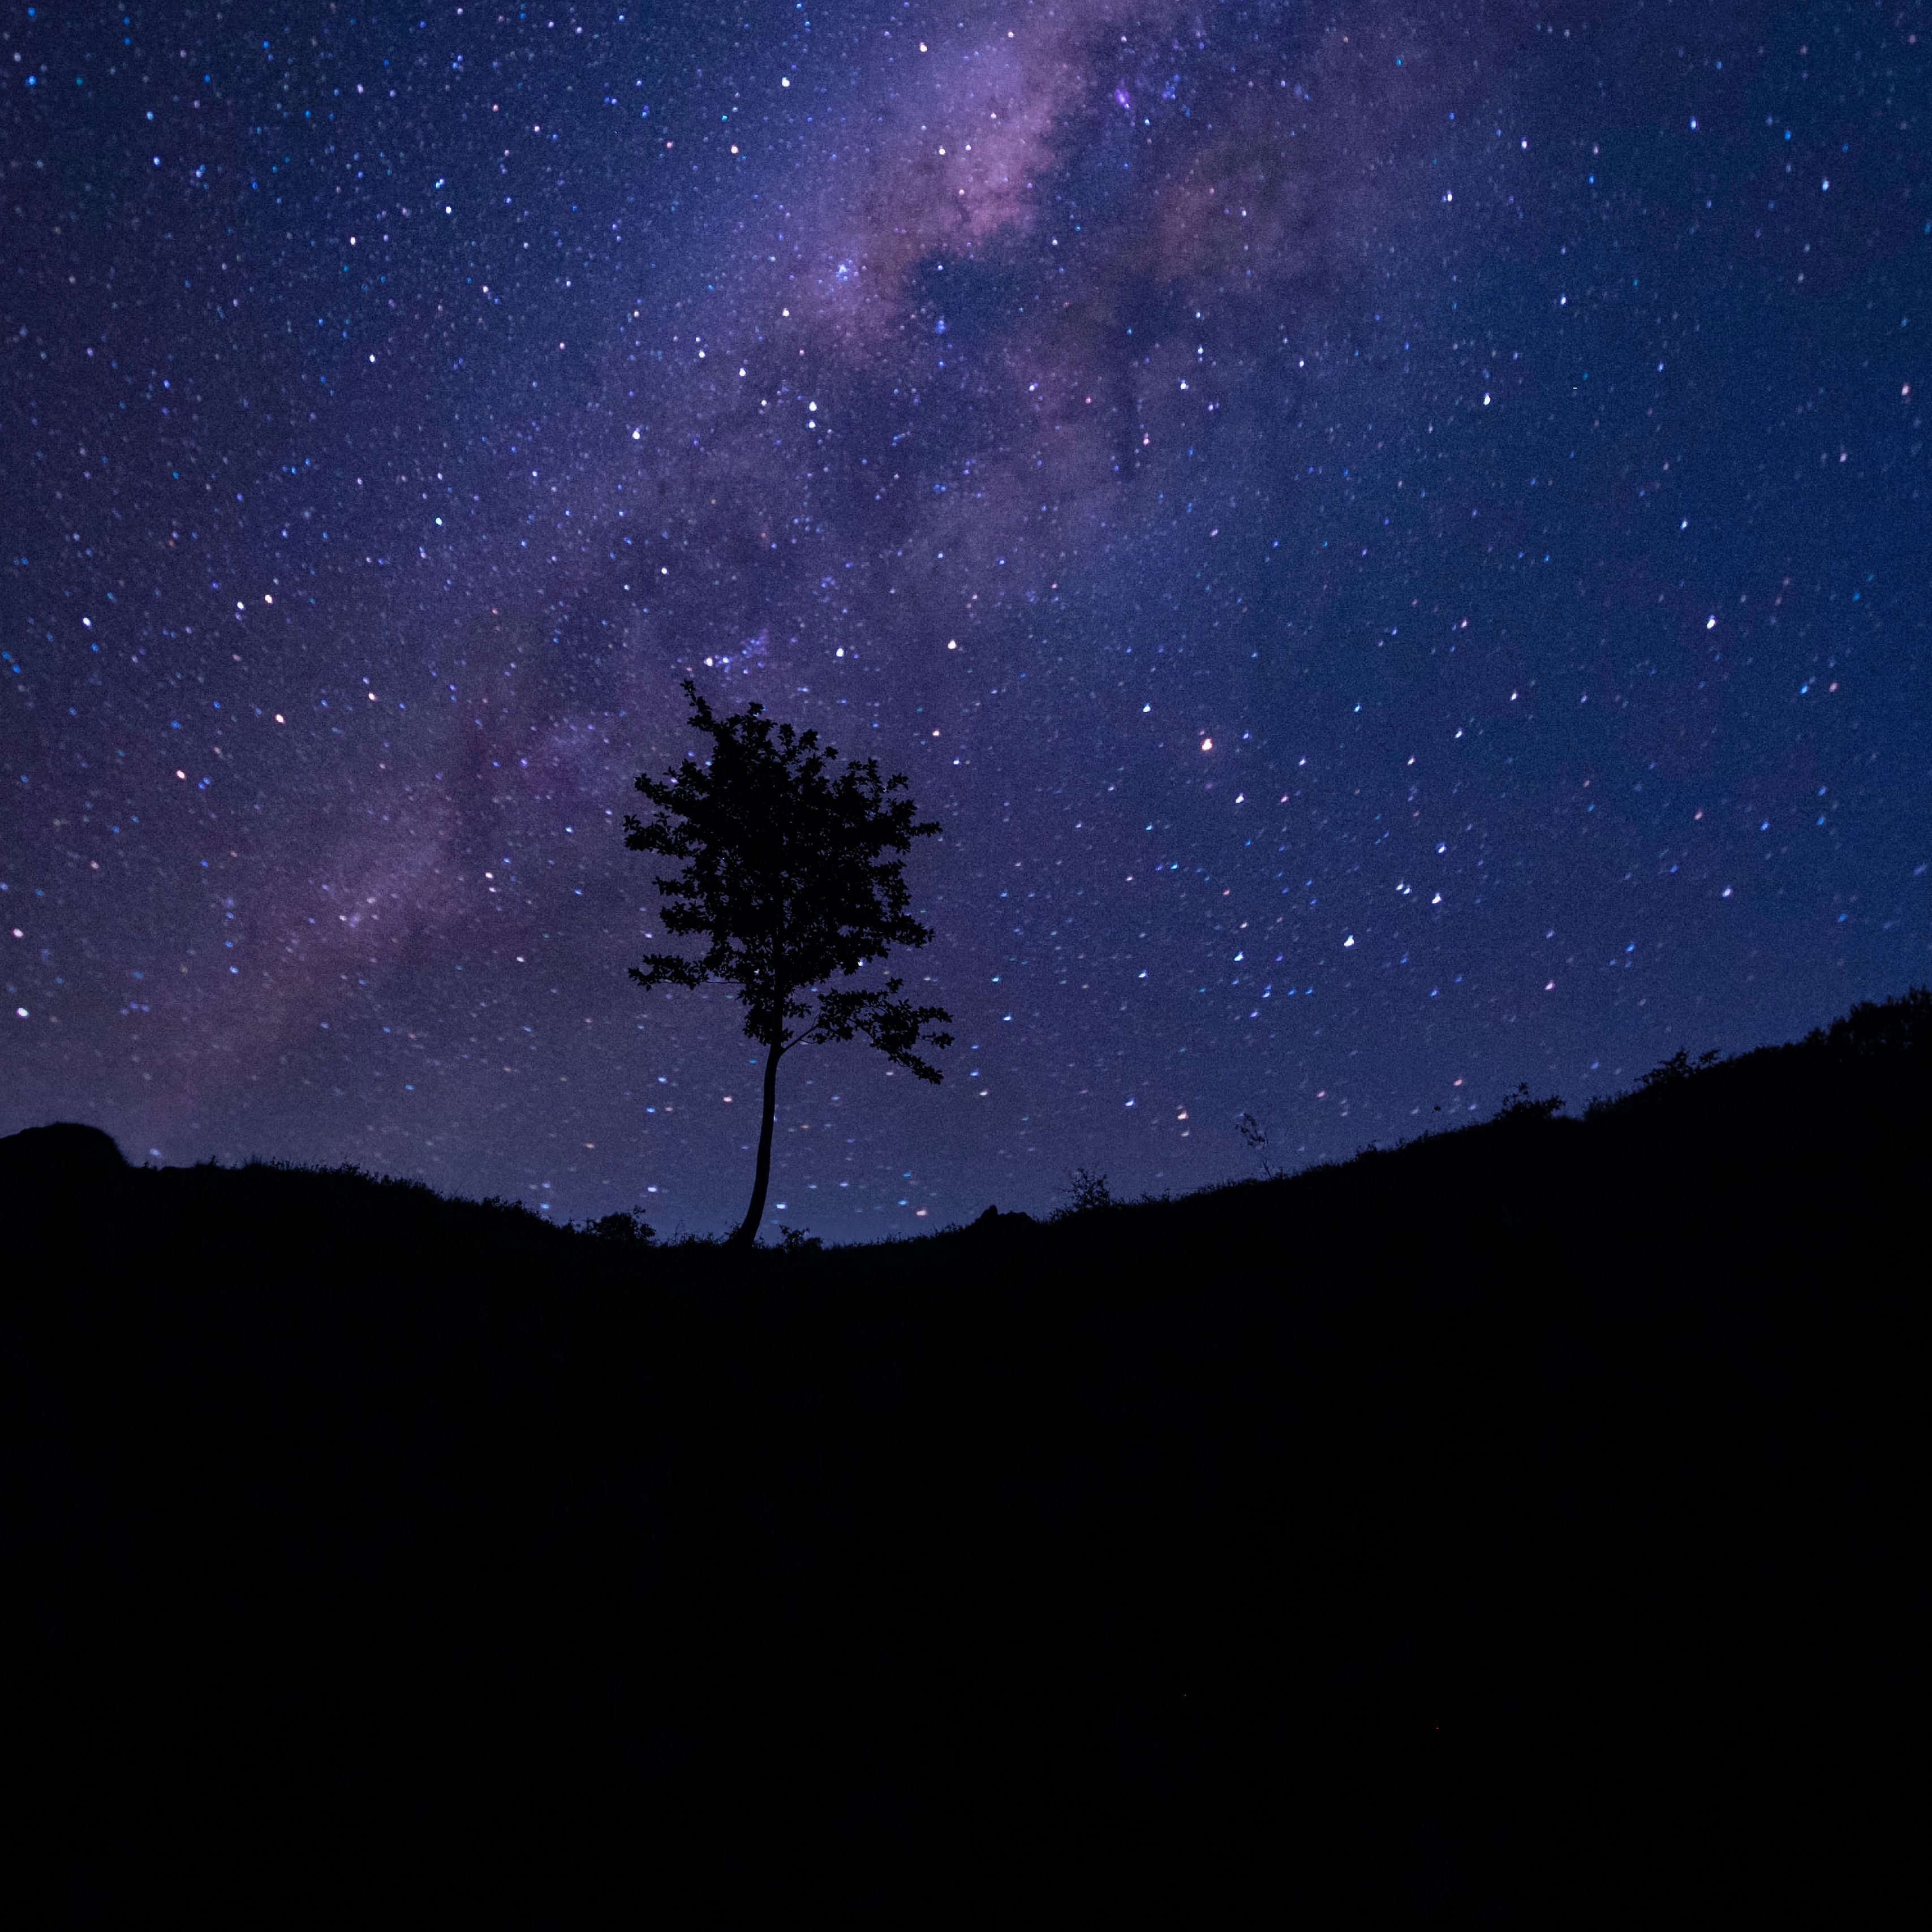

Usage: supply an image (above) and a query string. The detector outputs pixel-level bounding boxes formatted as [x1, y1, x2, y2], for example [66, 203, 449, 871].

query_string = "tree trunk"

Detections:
[732, 1037, 784, 1246]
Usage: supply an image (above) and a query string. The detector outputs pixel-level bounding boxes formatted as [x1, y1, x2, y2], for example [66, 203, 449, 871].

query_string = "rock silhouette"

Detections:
[0, 1118, 130, 1182]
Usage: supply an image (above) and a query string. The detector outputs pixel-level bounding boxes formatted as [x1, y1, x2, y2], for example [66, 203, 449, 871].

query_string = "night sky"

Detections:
[4, 1, 1927, 1238]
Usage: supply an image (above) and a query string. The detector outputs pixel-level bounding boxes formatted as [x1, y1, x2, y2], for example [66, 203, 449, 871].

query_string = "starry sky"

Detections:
[4, 1, 1928, 1238]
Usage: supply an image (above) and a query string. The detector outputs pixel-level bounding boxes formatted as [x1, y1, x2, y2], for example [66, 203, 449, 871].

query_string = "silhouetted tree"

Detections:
[626, 679, 953, 1246]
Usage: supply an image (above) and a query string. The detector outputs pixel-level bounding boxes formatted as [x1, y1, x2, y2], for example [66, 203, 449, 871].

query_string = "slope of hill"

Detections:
[3, 991, 1925, 1920]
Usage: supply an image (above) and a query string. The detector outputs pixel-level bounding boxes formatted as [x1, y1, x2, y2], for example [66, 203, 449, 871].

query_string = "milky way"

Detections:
[4, 2, 1928, 1237]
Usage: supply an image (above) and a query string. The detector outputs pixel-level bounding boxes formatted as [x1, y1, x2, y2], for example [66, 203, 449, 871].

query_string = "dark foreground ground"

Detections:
[4, 993, 1925, 1922]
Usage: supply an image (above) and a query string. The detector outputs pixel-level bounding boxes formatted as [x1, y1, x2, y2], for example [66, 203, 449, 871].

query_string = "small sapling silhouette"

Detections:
[625, 679, 952, 1246]
[1234, 1109, 1281, 1180]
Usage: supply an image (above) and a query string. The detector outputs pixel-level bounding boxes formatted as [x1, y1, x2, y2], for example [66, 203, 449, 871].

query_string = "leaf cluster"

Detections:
[625, 681, 952, 1076]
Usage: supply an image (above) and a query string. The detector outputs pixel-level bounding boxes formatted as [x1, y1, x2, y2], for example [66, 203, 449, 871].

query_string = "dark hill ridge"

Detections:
[7, 981, 1926, 1280]
[3, 991, 1925, 1920]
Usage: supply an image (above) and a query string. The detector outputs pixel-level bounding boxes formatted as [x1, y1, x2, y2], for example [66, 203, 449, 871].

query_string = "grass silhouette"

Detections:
[3, 989, 1924, 1918]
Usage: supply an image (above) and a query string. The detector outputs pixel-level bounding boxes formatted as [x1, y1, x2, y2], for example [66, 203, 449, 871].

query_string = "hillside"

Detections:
[3, 991, 1925, 1920]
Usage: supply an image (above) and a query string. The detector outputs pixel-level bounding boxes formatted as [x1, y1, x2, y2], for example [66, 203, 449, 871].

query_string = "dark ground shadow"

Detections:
[3, 991, 1924, 1920]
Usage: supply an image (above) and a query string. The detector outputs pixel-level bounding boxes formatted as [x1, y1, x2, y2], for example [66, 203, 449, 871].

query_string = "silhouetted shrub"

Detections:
[588, 1208, 656, 1246]
[1636, 1045, 1723, 1091]
[1811, 984, 1932, 1058]
[1495, 1081, 1565, 1123]
[1056, 1165, 1114, 1215]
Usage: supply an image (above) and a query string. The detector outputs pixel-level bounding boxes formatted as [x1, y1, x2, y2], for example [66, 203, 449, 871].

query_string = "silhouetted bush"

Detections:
[1055, 1164, 1114, 1215]
[1810, 983, 1932, 1058]
[1494, 1080, 1565, 1123]
[1636, 1044, 1724, 1091]
[587, 1208, 656, 1246]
